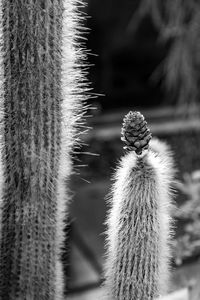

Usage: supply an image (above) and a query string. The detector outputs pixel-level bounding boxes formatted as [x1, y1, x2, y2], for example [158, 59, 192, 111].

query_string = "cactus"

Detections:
[103, 112, 175, 300]
[0, 1, 87, 299]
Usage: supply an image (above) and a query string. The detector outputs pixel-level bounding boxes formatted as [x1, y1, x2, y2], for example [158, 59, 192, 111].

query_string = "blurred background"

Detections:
[66, 1, 200, 299]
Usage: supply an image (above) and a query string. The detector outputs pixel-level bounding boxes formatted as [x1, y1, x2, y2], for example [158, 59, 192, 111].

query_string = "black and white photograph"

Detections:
[0, 1, 199, 300]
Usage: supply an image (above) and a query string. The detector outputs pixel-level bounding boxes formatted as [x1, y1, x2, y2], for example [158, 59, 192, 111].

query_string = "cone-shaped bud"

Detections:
[121, 111, 152, 154]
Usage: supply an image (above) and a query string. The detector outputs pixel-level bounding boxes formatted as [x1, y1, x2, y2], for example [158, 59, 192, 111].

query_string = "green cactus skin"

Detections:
[104, 138, 175, 300]
[0, 1, 87, 299]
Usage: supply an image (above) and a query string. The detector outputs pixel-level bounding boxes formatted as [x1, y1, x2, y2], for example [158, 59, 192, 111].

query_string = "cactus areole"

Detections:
[104, 111, 175, 300]
[0, 1, 87, 299]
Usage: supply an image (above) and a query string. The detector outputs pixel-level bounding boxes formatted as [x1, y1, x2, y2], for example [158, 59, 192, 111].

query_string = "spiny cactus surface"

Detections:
[0, 1, 87, 299]
[104, 111, 175, 300]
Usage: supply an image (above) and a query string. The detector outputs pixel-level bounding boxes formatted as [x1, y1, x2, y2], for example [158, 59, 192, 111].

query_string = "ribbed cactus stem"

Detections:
[0, 1, 87, 299]
[104, 112, 175, 300]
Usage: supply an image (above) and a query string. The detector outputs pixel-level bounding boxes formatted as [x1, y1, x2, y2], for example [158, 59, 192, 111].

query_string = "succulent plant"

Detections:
[0, 1, 87, 299]
[104, 111, 176, 300]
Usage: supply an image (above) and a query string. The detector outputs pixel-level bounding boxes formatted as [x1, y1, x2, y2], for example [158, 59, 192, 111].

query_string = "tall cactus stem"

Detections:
[0, 1, 88, 299]
[104, 112, 175, 300]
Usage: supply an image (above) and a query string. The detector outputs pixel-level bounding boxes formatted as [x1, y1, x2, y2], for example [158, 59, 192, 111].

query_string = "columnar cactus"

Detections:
[104, 112, 175, 300]
[0, 1, 87, 299]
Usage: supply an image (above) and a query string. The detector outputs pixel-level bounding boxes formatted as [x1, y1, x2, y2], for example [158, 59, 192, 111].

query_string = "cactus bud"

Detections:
[121, 111, 152, 155]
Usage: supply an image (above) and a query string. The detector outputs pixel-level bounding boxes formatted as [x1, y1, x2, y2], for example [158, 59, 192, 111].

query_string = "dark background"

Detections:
[86, 0, 166, 110]
[66, 1, 200, 299]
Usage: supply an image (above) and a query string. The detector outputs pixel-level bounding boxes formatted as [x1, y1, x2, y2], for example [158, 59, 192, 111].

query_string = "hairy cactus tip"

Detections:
[121, 111, 152, 155]
[103, 110, 176, 299]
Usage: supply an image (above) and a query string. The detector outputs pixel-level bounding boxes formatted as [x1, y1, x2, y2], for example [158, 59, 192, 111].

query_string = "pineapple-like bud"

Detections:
[121, 111, 152, 155]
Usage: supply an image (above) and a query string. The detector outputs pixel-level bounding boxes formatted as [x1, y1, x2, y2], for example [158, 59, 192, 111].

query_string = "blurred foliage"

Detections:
[173, 170, 200, 266]
[130, 0, 200, 111]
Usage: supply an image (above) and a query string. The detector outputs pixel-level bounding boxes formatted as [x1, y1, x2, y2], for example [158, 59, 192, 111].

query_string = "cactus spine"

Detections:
[0, 0, 87, 299]
[104, 112, 175, 300]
